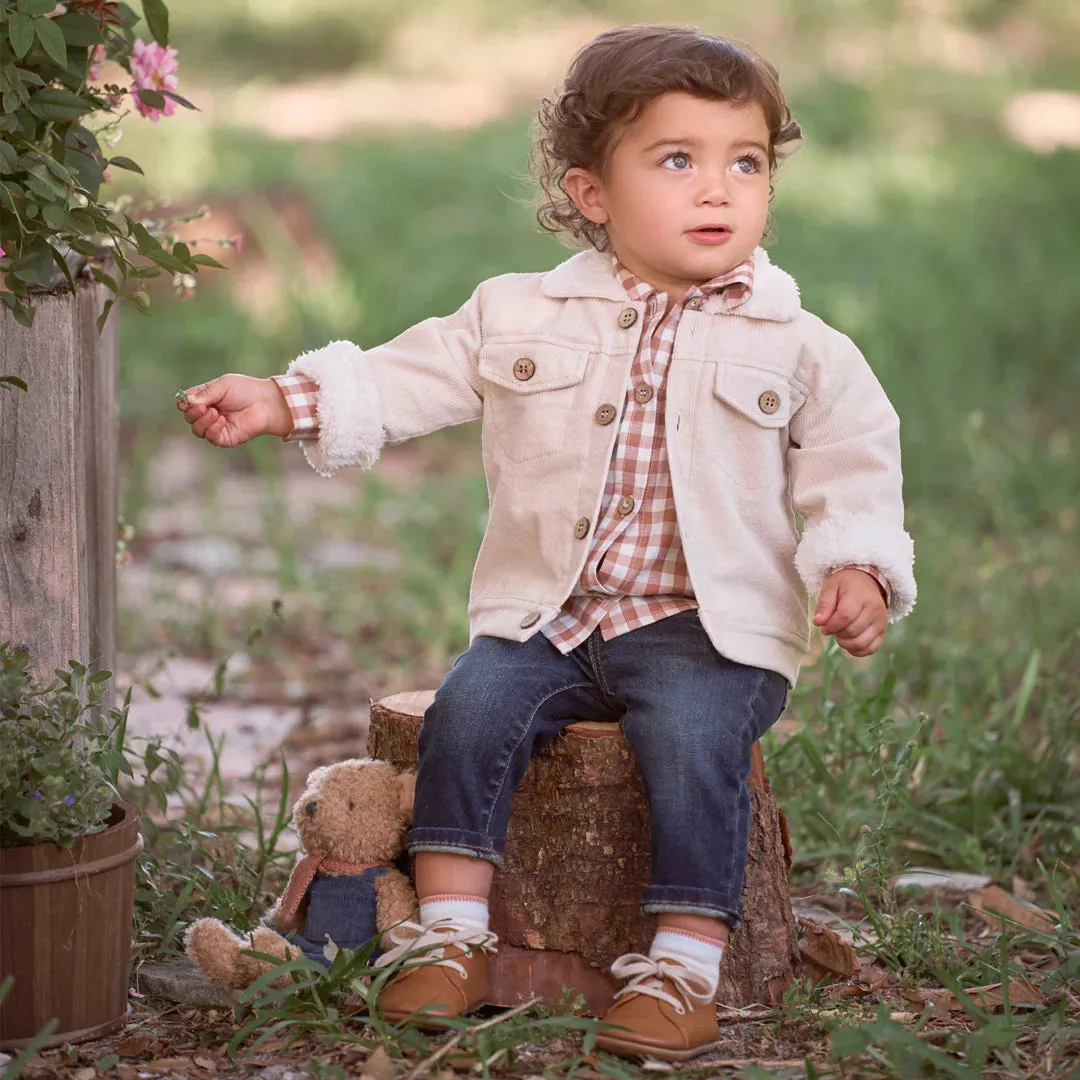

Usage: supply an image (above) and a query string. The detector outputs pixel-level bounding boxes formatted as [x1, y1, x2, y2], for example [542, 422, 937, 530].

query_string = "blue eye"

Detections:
[733, 154, 764, 175]
[663, 152, 692, 171]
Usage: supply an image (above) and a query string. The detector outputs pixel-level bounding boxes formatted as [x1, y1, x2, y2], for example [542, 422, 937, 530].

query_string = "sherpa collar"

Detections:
[539, 245, 801, 322]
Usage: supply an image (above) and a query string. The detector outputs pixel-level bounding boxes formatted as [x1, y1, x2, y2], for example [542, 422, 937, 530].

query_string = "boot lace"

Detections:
[610, 953, 714, 1016]
[374, 919, 498, 979]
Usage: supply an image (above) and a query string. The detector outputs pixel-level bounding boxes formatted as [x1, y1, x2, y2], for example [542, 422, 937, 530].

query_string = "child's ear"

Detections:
[564, 167, 610, 225]
[395, 770, 416, 820]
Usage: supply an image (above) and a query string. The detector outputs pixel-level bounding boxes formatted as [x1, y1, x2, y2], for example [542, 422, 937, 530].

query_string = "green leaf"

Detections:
[48, 243, 76, 295]
[190, 253, 225, 269]
[0, 142, 16, 175]
[0, 375, 29, 392]
[0, 62, 21, 93]
[34, 13, 68, 66]
[142, 0, 168, 45]
[829, 1023, 874, 1059]
[27, 87, 94, 121]
[106, 155, 143, 175]
[52, 12, 102, 47]
[8, 12, 34, 58]
[96, 295, 115, 333]
[19, 0, 60, 13]
[134, 88, 164, 110]
[160, 87, 196, 111]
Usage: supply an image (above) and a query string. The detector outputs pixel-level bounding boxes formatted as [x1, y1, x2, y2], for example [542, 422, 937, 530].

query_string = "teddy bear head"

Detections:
[292, 757, 416, 865]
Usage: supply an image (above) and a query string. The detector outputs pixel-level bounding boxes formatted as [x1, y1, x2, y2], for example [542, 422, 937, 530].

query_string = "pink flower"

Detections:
[87, 44, 106, 82]
[230, 233, 244, 254]
[101, 168, 113, 184]
[130, 39, 179, 122]
[0, 244, 6, 260]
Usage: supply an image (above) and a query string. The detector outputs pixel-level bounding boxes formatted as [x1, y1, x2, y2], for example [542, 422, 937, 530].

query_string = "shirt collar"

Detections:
[612, 257, 754, 312]
[539, 246, 801, 322]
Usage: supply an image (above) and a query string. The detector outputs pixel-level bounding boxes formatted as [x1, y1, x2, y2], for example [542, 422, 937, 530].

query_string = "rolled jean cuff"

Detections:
[407, 827, 504, 867]
[642, 887, 742, 930]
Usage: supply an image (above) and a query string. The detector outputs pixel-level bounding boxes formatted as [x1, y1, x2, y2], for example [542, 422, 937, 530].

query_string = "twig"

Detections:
[406, 997, 540, 1080]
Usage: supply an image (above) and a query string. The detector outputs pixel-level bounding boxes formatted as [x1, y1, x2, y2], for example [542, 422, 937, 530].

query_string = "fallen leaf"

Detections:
[73, 1069, 96, 1080]
[893, 868, 992, 893]
[968, 884, 1057, 933]
[799, 918, 860, 979]
[967, 977, 1045, 1010]
[360, 1046, 393, 1080]
[115, 1066, 140, 1080]
[114, 1039, 151, 1059]
[144, 1060, 193, 1072]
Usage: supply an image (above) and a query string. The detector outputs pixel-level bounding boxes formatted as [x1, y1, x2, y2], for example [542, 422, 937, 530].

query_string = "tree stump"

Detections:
[369, 690, 799, 1015]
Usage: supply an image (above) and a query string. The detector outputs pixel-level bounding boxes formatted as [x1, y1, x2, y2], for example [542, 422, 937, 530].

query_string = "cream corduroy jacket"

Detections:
[285, 246, 916, 686]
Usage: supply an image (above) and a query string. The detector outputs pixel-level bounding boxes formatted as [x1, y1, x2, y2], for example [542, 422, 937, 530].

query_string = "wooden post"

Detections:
[369, 690, 800, 1015]
[0, 284, 118, 681]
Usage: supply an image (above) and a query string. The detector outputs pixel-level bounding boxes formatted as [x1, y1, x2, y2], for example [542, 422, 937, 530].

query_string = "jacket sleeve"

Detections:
[283, 285, 485, 476]
[787, 330, 916, 621]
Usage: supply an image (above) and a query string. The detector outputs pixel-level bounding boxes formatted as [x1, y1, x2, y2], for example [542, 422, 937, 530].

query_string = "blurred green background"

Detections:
[112, 0, 1080, 887]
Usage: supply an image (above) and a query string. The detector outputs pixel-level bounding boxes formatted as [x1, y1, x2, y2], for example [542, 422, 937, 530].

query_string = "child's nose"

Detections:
[697, 170, 731, 205]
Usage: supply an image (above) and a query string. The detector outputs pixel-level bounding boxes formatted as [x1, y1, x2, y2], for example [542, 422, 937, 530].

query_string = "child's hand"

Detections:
[812, 568, 888, 657]
[176, 375, 293, 447]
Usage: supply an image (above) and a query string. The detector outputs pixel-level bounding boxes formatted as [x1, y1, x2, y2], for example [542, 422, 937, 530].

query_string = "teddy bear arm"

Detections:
[266, 892, 306, 934]
[374, 868, 418, 932]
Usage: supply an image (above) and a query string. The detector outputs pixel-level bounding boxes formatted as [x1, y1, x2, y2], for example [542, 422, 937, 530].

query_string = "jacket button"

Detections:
[617, 307, 638, 329]
[513, 357, 536, 381]
[634, 384, 654, 405]
[758, 390, 781, 415]
[617, 495, 635, 516]
[594, 403, 617, 426]
[574, 516, 591, 539]
[684, 296, 703, 310]
[520, 612, 541, 629]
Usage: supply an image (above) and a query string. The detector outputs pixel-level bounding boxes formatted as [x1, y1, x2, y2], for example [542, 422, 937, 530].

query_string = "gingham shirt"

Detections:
[273, 257, 887, 653]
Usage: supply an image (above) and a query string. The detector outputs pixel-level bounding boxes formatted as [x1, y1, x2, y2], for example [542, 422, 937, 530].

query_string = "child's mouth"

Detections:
[687, 226, 732, 245]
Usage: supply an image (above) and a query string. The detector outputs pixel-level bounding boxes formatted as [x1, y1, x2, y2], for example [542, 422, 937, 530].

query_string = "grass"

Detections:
[78, 0, 1080, 1075]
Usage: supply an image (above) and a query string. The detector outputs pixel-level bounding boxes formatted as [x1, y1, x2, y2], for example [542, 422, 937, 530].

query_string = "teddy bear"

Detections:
[185, 757, 418, 989]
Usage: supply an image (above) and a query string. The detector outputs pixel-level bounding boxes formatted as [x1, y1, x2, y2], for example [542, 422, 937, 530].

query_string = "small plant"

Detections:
[0, 0, 223, 329]
[0, 641, 128, 847]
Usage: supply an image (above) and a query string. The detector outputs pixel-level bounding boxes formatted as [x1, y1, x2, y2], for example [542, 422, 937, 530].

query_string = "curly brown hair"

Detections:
[531, 25, 802, 252]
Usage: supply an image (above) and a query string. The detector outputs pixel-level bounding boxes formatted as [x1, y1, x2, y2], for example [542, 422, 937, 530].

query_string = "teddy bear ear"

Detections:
[395, 770, 417, 818]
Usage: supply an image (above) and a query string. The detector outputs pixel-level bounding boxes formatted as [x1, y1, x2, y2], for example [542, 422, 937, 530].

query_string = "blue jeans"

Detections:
[406, 609, 788, 929]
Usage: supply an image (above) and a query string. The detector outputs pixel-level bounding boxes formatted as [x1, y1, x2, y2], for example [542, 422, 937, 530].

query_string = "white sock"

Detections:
[649, 928, 724, 998]
[419, 893, 490, 935]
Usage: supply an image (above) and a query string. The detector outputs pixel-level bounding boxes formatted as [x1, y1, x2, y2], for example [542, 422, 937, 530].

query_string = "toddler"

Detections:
[179, 25, 915, 1061]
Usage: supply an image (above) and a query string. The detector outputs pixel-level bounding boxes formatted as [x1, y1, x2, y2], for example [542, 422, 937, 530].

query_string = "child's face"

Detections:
[566, 92, 772, 297]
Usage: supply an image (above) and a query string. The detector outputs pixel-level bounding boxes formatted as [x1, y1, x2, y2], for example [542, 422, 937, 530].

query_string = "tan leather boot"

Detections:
[374, 921, 496, 1027]
[596, 954, 721, 1061]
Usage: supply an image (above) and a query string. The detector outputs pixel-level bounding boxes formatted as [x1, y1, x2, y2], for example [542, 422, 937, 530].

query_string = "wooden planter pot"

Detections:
[0, 802, 143, 1049]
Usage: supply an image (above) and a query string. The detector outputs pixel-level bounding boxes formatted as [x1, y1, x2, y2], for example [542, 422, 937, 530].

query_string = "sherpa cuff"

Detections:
[795, 513, 916, 621]
[285, 340, 385, 477]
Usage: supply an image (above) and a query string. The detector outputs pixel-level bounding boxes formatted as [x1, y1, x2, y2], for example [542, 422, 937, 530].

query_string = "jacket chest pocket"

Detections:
[478, 343, 590, 463]
[712, 363, 797, 490]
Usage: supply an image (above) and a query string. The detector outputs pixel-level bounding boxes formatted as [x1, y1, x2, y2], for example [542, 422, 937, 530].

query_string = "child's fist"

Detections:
[176, 375, 293, 447]
[813, 568, 888, 657]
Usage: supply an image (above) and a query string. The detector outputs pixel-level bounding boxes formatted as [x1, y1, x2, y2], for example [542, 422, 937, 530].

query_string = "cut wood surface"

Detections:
[0, 285, 118, 682]
[369, 690, 800, 1012]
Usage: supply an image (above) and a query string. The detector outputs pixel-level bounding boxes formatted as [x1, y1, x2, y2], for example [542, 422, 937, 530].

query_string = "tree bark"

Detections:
[369, 690, 799, 1013]
[0, 285, 117, 684]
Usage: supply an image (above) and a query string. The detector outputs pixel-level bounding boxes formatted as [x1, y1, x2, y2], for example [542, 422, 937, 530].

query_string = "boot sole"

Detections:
[379, 1001, 489, 1029]
[595, 1032, 722, 1062]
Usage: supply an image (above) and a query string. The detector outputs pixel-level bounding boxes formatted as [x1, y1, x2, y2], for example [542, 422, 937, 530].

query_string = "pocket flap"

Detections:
[714, 364, 793, 428]
[479, 343, 589, 394]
